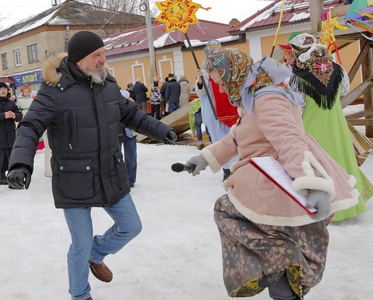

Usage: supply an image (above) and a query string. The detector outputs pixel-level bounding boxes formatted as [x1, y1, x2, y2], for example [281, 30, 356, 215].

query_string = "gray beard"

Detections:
[80, 62, 107, 84]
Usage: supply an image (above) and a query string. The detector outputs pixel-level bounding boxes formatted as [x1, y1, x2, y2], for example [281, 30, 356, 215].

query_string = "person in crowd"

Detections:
[286, 32, 373, 223]
[150, 78, 162, 120]
[3, 84, 19, 173]
[119, 89, 138, 188]
[126, 82, 136, 101]
[194, 40, 239, 181]
[166, 73, 181, 113]
[118, 126, 137, 188]
[178, 75, 190, 107]
[0, 82, 23, 185]
[189, 97, 205, 150]
[160, 76, 169, 115]
[17, 84, 33, 116]
[7, 85, 17, 103]
[6, 31, 177, 300]
[132, 78, 148, 114]
[182, 48, 358, 300]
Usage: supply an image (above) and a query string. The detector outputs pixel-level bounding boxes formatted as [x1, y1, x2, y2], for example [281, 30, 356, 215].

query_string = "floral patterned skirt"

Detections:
[214, 194, 332, 299]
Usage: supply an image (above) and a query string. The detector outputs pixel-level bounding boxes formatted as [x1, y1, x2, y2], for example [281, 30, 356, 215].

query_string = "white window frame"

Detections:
[27, 44, 39, 63]
[13, 49, 21, 66]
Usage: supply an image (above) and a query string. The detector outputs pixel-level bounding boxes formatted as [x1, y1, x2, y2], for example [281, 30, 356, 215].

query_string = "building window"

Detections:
[27, 44, 39, 63]
[1, 53, 8, 70]
[14, 49, 21, 66]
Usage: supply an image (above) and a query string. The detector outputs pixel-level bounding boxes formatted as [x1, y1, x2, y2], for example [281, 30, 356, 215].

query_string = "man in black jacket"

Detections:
[7, 31, 177, 300]
[165, 73, 181, 112]
[0, 82, 23, 184]
[132, 78, 148, 114]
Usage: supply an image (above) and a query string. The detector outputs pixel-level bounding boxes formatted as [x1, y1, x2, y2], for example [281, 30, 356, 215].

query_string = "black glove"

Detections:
[163, 130, 178, 145]
[7, 167, 32, 190]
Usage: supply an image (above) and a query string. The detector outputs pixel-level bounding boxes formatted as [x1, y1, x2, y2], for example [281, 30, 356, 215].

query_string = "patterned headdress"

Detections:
[203, 39, 221, 58]
[289, 33, 343, 110]
[207, 48, 253, 106]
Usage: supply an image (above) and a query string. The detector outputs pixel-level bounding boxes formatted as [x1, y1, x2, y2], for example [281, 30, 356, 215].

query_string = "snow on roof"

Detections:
[229, 0, 344, 33]
[0, 12, 57, 41]
[184, 35, 243, 48]
[0, 0, 145, 42]
[104, 20, 233, 57]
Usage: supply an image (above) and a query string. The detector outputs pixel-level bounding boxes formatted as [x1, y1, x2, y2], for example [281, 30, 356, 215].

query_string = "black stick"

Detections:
[184, 32, 218, 120]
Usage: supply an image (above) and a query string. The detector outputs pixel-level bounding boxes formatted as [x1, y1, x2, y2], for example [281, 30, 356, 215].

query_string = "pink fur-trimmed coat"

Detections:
[201, 93, 358, 226]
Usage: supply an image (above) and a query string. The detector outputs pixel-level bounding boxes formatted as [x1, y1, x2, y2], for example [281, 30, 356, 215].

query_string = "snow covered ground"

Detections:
[1, 105, 373, 299]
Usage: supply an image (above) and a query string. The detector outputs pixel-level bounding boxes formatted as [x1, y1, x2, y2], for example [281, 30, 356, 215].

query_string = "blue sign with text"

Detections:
[13, 70, 43, 86]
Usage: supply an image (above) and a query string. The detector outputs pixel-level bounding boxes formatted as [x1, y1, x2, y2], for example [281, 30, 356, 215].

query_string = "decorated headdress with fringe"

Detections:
[289, 33, 343, 110]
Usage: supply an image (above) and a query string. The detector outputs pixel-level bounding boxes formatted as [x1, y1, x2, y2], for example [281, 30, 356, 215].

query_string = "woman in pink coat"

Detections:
[183, 49, 358, 300]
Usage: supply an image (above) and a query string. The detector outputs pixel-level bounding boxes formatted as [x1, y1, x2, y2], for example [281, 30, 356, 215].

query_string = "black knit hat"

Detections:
[0, 82, 9, 90]
[68, 31, 105, 64]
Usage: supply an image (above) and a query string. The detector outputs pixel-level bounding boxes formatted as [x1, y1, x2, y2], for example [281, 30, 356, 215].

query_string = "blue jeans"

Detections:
[120, 137, 137, 184]
[63, 193, 142, 300]
[169, 102, 180, 112]
[194, 109, 203, 141]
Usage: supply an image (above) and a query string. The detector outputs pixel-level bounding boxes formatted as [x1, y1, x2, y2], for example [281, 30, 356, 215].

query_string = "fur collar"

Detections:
[41, 53, 67, 87]
[41, 53, 113, 87]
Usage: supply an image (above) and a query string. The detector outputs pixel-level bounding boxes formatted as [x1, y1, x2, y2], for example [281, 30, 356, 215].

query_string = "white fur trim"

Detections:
[292, 151, 336, 199]
[331, 190, 359, 212]
[200, 148, 221, 173]
[348, 174, 356, 187]
[237, 106, 244, 117]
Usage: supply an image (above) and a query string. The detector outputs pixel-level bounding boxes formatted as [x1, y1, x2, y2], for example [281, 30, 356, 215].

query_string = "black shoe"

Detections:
[129, 182, 135, 188]
[198, 144, 204, 150]
[0, 173, 7, 185]
[8, 185, 24, 190]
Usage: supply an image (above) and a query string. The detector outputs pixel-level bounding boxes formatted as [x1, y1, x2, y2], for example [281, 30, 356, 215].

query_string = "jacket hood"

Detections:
[42, 53, 67, 87]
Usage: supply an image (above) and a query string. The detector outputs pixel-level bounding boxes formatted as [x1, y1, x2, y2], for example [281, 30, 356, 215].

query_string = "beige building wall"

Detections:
[107, 39, 248, 94]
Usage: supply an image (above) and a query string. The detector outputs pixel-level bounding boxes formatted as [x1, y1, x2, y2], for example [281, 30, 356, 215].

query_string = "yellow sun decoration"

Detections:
[155, 0, 203, 33]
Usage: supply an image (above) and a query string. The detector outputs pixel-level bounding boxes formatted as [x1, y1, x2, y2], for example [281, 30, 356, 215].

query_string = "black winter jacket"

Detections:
[0, 96, 23, 148]
[166, 79, 181, 103]
[9, 54, 173, 209]
[132, 81, 148, 103]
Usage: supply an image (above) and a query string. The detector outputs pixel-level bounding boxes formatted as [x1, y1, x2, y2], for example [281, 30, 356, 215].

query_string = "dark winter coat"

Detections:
[166, 79, 181, 103]
[0, 96, 23, 149]
[126, 89, 136, 101]
[9, 53, 173, 209]
[160, 81, 169, 101]
[132, 81, 148, 103]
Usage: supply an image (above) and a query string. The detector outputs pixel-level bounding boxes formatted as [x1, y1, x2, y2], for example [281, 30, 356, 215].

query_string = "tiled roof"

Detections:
[228, 0, 345, 33]
[104, 19, 235, 57]
[0, 0, 145, 41]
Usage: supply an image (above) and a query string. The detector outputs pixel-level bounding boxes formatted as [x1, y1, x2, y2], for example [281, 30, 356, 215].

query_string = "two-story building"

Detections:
[0, 0, 146, 96]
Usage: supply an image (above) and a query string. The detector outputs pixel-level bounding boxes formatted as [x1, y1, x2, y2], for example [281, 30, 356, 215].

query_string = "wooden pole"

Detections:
[184, 32, 218, 119]
[270, 0, 286, 58]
